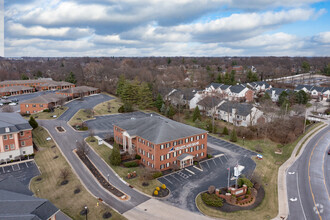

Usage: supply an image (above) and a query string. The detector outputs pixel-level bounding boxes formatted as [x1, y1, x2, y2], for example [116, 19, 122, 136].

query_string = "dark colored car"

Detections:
[328, 149, 330, 155]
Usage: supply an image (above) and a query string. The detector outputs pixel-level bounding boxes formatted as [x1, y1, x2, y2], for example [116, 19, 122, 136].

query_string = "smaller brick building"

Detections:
[0, 113, 33, 161]
[56, 86, 100, 99]
[114, 115, 208, 171]
[0, 86, 34, 97]
[20, 93, 67, 114]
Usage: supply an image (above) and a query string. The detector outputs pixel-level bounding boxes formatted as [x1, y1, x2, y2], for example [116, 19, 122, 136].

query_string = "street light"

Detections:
[85, 206, 88, 220]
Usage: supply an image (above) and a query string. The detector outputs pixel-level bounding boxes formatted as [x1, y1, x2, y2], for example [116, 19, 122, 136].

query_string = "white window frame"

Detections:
[5, 145, 9, 150]
[196, 136, 200, 140]
[160, 155, 164, 161]
[160, 144, 164, 150]
[190, 137, 194, 142]
[10, 144, 15, 150]
[20, 131, 24, 136]
[3, 135, 7, 140]
[201, 144, 204, 149]
[21, 141, 25, 146]
[9, 134, 13, 139]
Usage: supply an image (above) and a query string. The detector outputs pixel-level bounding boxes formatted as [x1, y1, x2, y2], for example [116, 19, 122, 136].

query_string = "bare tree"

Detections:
[59, 168, 70, 181]
[76, 141, 90, 155]
[2, 105, 14, 112]
[88, 129, 95, 138]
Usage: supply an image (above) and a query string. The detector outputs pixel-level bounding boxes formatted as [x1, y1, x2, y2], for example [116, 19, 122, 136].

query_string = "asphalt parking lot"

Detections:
[0, 161, 40, 186]
[85, 111, 149, 138]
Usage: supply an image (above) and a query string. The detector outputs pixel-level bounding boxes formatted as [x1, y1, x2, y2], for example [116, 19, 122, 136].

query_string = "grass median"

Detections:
[196, 122, 323, 220]
[93, 97, 123, 115]
[24, 107, 68, 120]
[31, 127, 125, 220]
[86, 136, 160, 196]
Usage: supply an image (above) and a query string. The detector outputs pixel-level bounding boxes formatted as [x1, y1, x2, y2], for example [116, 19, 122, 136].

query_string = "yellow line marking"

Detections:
[308, 131, 329, 220]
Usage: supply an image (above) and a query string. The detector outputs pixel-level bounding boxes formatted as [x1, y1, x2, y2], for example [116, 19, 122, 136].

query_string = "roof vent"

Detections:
[5, 127, 10, 133]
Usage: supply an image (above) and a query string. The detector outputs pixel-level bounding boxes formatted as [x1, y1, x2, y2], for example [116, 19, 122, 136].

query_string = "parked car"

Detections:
[328, 149, 330, 155]
[2, 96, 8, 100]
[0, 102, 3, 106]
[10, 98, 19, 103]
[9, 102, 17, 106]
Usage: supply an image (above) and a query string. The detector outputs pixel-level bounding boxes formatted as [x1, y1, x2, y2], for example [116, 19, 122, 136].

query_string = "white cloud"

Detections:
[228, 0, 325, 10]
[313, 31, 330, 44]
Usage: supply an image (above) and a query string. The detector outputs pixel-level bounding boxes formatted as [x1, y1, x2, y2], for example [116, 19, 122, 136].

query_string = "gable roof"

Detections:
[168, 88, 197, 101]
[0, 176, 33, 196]
[58, 86, 98, 94]
[21, 93, 67, 104]
[114, 115, 207, 144]
[0, 113, 32, 135]
[218, 101, 254, 116]
[0, 86, 34, 93]
[197, 96, 224, 108]
[295, 84, 314, 91]
[266, 88, 292, 96]
[229, 85, 246, 93]
[209, 83, 223, 89]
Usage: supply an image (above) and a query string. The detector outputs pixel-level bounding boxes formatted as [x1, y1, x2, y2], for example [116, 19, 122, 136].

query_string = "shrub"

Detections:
[194, 161, 198, 165]
[230, 129, 238, 142]
[201, 193, 223, 207]
[109, 144, 121, 166]
[208, 185, 215, 194]
[80, 126, 88, 131]
[43, 109, 50, 112]
[28, 116, 38, 129]
[222, 126, 229, 135]
[247, 188, 251, 195]
[207, 154, 213, 159]
[152, 172, 163, 179]
[161, 184, 166, 189]
[123, 161, 138, 167]
[135, 154, 141, 160]
[237, 177, 253, 188]
[154, 190, 158, 196]
[156, 187, 160, 191]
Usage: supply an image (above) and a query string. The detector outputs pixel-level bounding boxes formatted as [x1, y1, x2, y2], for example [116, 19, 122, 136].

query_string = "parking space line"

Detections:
[171, 174, 182, 182]
[213, 159, 217, 165]
[185, 168, 195, 175]
[163, 176, 173, 184]
[206, 161, 210, 169]
[193, 165, 203, 172]
[218, 156, 223, 164]
[25, 162, 29, 168]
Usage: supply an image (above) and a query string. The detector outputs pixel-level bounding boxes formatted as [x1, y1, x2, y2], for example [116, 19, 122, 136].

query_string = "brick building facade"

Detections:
[20, 93, 67, 114]
[114, 115, 207, 171]
[0, 113, 33, 161]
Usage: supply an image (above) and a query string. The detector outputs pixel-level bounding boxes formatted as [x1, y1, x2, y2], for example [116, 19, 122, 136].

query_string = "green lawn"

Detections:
[25, 107, 68, 120]
[195, 122, 323, 220]
[86, 137, 161, 195]
[68, 109, 95, 127]
[31, 127, 125, 220]
[93, 97, 123, 115]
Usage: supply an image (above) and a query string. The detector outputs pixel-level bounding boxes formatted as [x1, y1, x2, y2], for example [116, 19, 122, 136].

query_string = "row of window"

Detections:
[159, 152, 206, 169]
[142, 159, 155, 168]
[160, 144, 205, 161]
[160, 134, 205, 150]
[25, 104, 44, 108]
[3, 141, 26, 151]
[138, 138, 154, 149]
[139, 148, 154, 160]
[3, 131, 25, 139]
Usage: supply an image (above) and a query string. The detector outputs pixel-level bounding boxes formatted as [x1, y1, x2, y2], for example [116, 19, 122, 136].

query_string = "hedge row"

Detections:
[123, 161, 139, 167]
[201, 192, 223, 207]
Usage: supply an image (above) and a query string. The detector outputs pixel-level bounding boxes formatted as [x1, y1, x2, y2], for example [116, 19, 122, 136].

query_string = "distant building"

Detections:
[0, 176, 60, 220]
[266, 88, 293, 102]
[0, 86, 34, 97]
[0, 78, 53, 88]
[20, 93, 67, 114]
[165, 88, 201, 109]
[246, 81, 271, 93]
[217, 101, 264, 127]
[204, 83, 254, 102]
[295, 84, 330, 100]
[56, 86, 100, 99]
[114, 115, 207, 171]
[0, 113, 33, 161]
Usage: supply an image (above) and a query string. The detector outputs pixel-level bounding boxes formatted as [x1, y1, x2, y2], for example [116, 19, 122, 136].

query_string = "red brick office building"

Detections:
[114, 115, 208, 171]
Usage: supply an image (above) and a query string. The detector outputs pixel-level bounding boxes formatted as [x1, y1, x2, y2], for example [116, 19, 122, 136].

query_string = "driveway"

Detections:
[158, 139, 256, 213]
[58, 94, 113, 121]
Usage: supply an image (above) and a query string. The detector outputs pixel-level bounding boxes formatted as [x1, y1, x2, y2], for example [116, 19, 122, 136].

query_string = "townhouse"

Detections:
[114, 115, 207, 171]
[20, 93, 68, 114]
[204, 83, 254, 102]
[217, 101, 264, 127]
[295, 84, 330, 100]
[266, 88, 293, 102]
[0, 113, 33, 161]
[36, 81, 75, 91]
[56, 86, 100, 99]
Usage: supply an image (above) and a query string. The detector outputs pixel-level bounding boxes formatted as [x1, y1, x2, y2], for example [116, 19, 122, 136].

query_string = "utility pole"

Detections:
[227, 167, 230, 189]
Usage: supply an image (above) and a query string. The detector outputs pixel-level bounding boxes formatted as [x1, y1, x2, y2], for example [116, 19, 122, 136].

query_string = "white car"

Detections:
[9, 102, 17, 106]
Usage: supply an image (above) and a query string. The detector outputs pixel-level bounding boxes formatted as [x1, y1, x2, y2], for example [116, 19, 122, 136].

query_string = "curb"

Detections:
[274, 122, 328, 220]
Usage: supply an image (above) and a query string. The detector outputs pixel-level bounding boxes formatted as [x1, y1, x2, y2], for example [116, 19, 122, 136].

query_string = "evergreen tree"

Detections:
[230, 70, 236, 85]
[154, 94, 164, 112]
[230, 129, 237, 142]
[216, 73, 223, 83]
[251, 73, 259, 82]
[120, 82, 134, 104]
[302, 61, 310, 73]
[29, 116, 38, 129]
[116, 75, 126, 96]
[138, 82, 153, 109]
[167, 105, 176, 119]
[262, 92, 271, 102]
[295, 90, 308, 104]
[247, 70, 253, 82]
[224, 72, 231, 85]
[109, 143, 121, 166]
[278, 91, 289, 107]
[192, 106, 201, 122]
[167, 57, 172, 64]
[222, 126, 229, 135]
[65, 72, 77, 84]
[160, 103, 166, 114]
[21, 74, 29, 80]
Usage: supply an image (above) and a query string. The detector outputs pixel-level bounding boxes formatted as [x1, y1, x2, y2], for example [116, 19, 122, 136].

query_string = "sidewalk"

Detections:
[123, 199, 215, 220]
[274, 122, 328, 220]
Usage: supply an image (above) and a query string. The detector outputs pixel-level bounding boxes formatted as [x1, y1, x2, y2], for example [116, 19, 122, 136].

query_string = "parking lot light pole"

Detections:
[85, 206, 88, 220]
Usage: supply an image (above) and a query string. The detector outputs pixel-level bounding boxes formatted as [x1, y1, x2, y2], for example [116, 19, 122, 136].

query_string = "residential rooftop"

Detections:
[0, 113, 32, 135]
[218, 101, 254, 116]
[21, 93, 67, 104]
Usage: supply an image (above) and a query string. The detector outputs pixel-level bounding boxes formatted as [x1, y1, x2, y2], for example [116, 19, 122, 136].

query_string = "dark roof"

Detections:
[0, 113, 32, 135]
[295, 84, 314, 91]
[266, 88, 292, 96]
[21, 93, 67, 104]
[311, 86, 328, 92]
[0, 176, 33, 196]
[255, 81, 270, 88]
[58, 86, 98, 94]
[169, 88, 197, 101]
[114, 115, 207, 144]
[229, 85, 246, 93]
[197, 96, 223, 108]
[219, 84, 231, 90]
[209, 83, 223, 89]
[218, 101, 253, 116]
[0, 86, 34, 93]
[0, 177, 59, 220]
[0, 79, 52, 85]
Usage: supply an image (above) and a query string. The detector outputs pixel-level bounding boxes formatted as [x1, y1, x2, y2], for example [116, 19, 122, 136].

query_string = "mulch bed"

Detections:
[103, 212, 112, 219]
[153, 188, 169, 198]
[205, 186, 265, 212]
[56, 127, 65, 132]
[61, 180, 69, 185]
[74, 188, 81, 194]
[53, 156, 58, 159]
[36, 177, 42, 182]
[76, 151, 125, 198]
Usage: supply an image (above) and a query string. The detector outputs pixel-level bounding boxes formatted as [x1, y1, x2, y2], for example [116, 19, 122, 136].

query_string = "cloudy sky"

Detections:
[2, 0, 330, 57]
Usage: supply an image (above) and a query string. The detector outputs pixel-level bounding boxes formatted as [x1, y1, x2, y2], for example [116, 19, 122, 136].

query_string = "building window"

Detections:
[23, 151, 26, 154]
[201, 144, 204, 149]
[143, 150, 145, 156]
[166, 162, 170, 168]
[173, 151, 177, 157]
[10, 144, 15, 150]
[185, 138, 189, 143]
[32, 104, 36, 107]
[160, 155, 164, 161]
[196, 136, 200, 140]
[160, 144, 164, 150]
[179, 150, 182, 154]
[138, 138, 141, 142]
[147, 142, 150, 147]
[201, 152, 204, 157]
[173, 141, 177, 146]
[151, 164, 154, 168]
[196, 145, 199, 151]
[185, 148, 189, 153]
[202, 134, 205, 139]
[160, 164, 164, 169]
[9, 134, 13, 139]
[166, 153, 170, 159]
[21, 141, 25, 146]
[40, 104, 43, 107]
[151, 155, 154, 160]
[25, 104, 29, 107]
[190, 147, 193, 152]
[5, 145, 9, 150]
[190, 137, 194, 142]
[166, 143, 170, 148]
[147, 161, 150, 166]
[3, 135, 7, 140]
[196, 153, 199, 158]
[151, 144, 154, 149]
[20, 131, 24, 136]
[147, 152, 150, 158]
